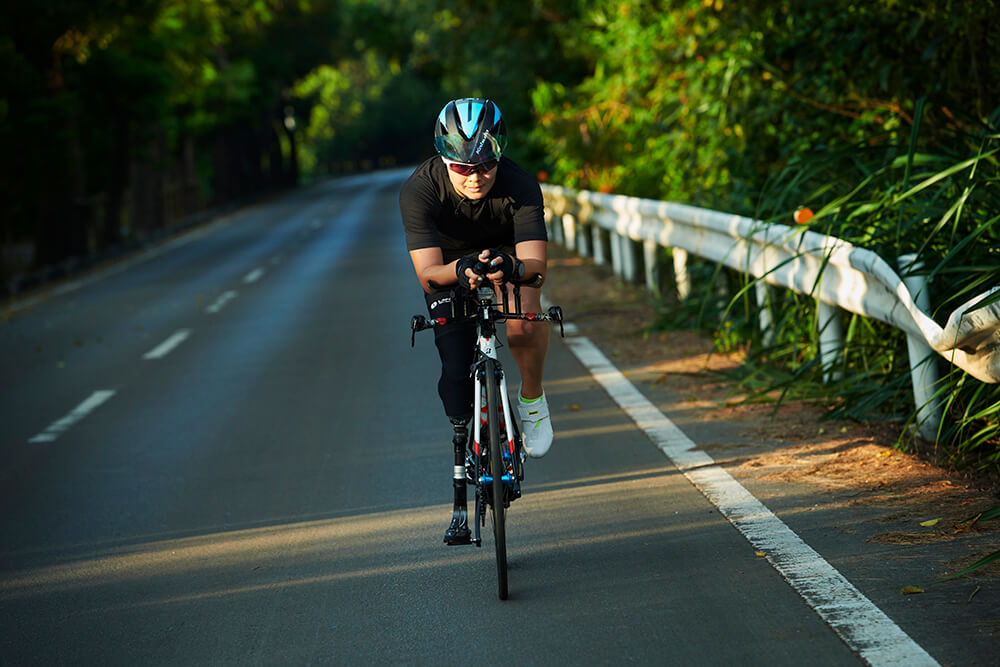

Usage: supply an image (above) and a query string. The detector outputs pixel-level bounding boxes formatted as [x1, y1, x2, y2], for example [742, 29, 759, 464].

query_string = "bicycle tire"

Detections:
[484, 358, 508, 600]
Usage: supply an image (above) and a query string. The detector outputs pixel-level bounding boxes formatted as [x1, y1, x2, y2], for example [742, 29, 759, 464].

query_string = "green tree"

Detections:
[1, 0, 346, 279]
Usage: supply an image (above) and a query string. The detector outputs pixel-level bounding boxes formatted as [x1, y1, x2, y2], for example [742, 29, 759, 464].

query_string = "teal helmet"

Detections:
[433, 98, 507, 163]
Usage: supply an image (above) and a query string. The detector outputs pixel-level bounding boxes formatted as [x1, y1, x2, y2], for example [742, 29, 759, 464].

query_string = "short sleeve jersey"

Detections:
[399, 156, 547, 264]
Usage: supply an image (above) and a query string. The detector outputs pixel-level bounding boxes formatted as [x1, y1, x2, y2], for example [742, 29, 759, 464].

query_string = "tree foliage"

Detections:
[1, 0, 341, 272]
[524, 0, 1000, 467]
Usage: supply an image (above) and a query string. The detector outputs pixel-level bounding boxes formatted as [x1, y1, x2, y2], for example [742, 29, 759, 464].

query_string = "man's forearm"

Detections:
[418, 259, 460, 292]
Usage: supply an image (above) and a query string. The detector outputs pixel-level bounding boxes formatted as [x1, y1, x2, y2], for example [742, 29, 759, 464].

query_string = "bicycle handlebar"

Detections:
[410, 305, 564, 347]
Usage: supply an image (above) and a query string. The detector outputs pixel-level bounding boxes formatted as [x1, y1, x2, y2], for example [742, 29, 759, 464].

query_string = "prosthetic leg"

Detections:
[443, 417, 472, 545]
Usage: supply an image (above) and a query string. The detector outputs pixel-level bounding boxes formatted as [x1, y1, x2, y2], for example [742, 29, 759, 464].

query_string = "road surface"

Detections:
[0, 171, 952, 665]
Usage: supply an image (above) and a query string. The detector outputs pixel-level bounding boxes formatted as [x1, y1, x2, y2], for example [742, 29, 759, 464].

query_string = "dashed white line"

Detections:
[206, 290, 238, 314]
[143, 329, 192, 360]
[29, 390, 116, 443]
[560, 331, 938, 667]
[243, 267, 265, 284]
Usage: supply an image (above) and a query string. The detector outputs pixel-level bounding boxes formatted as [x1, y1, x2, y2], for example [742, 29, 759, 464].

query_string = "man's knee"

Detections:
[441, 354, 471, 384]
[507, 320, 546, 348]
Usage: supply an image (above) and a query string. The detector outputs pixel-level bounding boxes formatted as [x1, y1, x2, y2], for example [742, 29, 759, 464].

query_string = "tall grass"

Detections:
[656, 105, 1000, 471]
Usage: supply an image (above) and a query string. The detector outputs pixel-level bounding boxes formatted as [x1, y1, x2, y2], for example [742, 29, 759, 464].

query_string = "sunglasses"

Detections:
[445, 159, 498, 176]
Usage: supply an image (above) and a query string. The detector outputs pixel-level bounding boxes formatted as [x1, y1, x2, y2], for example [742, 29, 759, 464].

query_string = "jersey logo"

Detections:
[429, 296, 452, 311]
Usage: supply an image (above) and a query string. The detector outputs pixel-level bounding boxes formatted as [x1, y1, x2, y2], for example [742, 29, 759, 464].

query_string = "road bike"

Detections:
[411, 270, 563, 600]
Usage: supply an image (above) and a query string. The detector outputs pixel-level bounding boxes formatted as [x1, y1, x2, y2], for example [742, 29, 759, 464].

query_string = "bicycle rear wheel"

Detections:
[484, 358, 508, 600]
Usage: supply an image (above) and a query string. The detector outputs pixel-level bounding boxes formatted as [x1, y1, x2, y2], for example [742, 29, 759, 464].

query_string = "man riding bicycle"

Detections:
[399, 98, 554, 544]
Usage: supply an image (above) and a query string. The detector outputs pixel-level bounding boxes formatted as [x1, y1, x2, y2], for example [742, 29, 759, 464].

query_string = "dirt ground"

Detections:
[542, 247, 1000, 583]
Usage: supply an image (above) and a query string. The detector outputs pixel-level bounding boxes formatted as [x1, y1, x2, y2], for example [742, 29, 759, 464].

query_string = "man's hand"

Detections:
[456, 249, 524, 290]
[484, 249, 524, 286]
[455, 250, 491, 291]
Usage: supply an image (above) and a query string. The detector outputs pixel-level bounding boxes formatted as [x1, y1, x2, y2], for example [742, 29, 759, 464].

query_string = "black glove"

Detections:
[455, 252, 485, 290]
[487, 249, 525, 282]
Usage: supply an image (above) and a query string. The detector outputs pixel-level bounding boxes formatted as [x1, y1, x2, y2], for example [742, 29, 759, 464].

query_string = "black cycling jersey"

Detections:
[399, 155, 547, 264]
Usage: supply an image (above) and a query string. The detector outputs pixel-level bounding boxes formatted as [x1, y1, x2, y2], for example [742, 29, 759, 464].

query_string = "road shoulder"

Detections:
[542, 246, 1000, 665]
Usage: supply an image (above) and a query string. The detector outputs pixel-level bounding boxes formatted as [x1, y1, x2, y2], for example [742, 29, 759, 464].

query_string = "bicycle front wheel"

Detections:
[484, 358, 508, 600]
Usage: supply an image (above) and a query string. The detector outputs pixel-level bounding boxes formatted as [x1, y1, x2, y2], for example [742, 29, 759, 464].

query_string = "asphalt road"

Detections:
[0, 171, 936, 665]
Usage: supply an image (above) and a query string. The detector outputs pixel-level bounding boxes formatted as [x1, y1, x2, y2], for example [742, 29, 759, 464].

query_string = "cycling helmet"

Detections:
[434, 98, 507, 163]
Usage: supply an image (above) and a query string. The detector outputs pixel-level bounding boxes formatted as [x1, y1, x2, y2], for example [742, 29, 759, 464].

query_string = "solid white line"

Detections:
[29, 390, 116, 443]
[560, 332, 938, 666]
[243, 268, 264, 284]
[143, 329, 192, 360]
[206, 290, 238, 314]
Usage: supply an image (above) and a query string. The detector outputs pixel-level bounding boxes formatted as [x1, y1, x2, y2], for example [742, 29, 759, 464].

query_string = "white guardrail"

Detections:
[540, 184, 1000, 439]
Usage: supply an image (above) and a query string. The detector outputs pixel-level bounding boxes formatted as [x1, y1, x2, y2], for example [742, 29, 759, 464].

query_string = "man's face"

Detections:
[444, 158, 498, 200]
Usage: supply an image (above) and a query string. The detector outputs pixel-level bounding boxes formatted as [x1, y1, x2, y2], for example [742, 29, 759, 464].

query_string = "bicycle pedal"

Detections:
[443, 528, 472, 546]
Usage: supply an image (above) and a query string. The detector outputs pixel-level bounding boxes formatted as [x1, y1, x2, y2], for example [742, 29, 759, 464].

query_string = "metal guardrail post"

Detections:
[561, 213, 577, 254]
[622, 237, 638, 283]
[643, 240, 659, 294]
[817, 300, 844, 382]
[899, 253, 943, 440]
[673, 248, 691, 300]
[592, 226, 607, 266]
[756, 282, 775, 346]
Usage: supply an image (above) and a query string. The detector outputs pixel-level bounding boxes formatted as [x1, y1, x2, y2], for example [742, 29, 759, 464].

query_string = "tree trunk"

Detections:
[102, 113, 130, 249]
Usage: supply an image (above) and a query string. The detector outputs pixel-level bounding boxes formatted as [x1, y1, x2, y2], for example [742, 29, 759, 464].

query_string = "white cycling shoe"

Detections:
[517, 392, 553, 458]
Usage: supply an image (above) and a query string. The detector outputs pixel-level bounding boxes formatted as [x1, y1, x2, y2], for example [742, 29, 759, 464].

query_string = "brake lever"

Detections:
[547, 306, 564, 338]
[410, 315, 426, 347]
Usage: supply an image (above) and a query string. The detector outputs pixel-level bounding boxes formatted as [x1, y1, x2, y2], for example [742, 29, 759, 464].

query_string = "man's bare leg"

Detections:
[504, 285, 549, 398]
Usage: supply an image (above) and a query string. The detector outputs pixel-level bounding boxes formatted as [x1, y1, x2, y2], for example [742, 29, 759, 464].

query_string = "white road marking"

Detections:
[143, 329, 192, 360]
[29, 390, 116, 443]
[243, 268, 265, 284]
[206, 290, 238, 314]
[560, 332, 938, 666]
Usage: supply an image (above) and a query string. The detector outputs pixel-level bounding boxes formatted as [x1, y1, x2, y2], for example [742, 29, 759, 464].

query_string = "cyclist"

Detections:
[399, 98, 554, 544]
